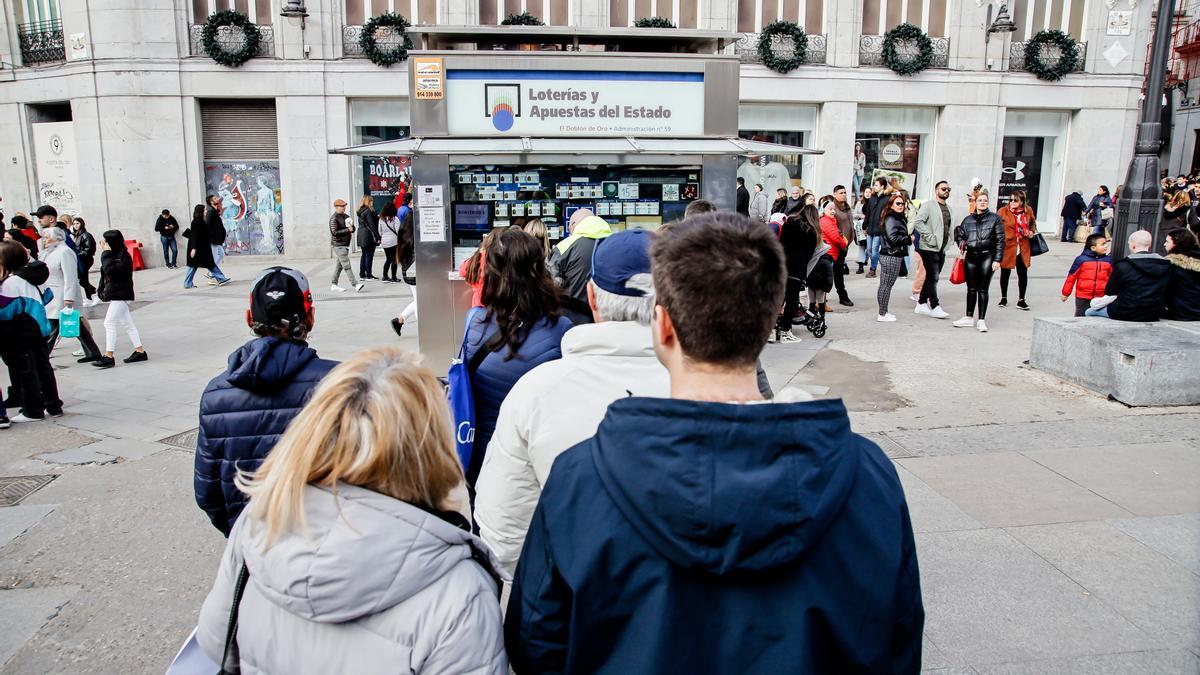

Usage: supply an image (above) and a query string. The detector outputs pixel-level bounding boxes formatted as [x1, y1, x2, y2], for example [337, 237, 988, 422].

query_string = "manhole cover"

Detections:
[159, 428, 199, 449]
[0, 475, 58, 507]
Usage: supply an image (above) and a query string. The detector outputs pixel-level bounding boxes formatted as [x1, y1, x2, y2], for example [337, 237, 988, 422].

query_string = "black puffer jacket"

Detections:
[880, 212, 910, 257]
[864, 194, 887, 237]
[1165, 251, 1200, 320]
[1107, 252, 1172, 322]
[75, 230, 96, 259]
[954, 210, 1005, 260]
[356, 206, 380, 247]
[329, 212, 352, 247]
[97, 249, 134, 302]
[780, 215, 819, 280]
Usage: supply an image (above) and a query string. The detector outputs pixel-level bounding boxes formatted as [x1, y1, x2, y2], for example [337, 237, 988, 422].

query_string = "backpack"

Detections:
[446, 308, 500, 470]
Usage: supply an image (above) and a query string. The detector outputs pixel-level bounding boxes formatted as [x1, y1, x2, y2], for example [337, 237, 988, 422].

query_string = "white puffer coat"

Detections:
[197, 483, 508, 675]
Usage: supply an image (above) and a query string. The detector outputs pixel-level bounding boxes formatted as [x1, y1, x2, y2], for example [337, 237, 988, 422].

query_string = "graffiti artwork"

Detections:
[203, 161, 283, 255]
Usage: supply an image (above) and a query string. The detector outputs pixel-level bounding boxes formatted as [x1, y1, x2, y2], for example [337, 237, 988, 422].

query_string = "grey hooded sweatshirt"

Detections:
[198, 483, 507, 674]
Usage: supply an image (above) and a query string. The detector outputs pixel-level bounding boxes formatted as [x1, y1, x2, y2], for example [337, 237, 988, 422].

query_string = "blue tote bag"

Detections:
[447, 308, 495, 470]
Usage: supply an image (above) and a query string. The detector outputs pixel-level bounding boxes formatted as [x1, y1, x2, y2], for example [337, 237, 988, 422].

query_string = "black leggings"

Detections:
[1000, 256, 1028, 301]
[382, 245, 398, 280]
[964, 250, 996, 320]
[778, 277, 804, 331]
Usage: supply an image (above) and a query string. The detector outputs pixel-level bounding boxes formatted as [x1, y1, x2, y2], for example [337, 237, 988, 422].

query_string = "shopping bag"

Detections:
[949, 255, 966, 285]
[1029, 233, 1050, 257]
[447, 308, 487, 470]
[165, 628, 220, 675]
[59, 307, 81, 338]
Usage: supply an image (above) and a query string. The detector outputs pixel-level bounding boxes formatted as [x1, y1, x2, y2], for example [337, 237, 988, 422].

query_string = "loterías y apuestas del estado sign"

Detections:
[445, 69, 705, 137]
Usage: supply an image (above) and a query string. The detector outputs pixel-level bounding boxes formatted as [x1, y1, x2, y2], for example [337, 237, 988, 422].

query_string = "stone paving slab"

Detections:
[0, 504, 56, 550]
[899, 452, 1132, 528]
[896, 466, 985, 534]
[918, 529, 1159, 667]
[1006, 521, 1200, 653]
[0, 586, 80, 670]
[74, 439, 170, 461]
[972, 649, 1200, 674]
[1109, 513, 1200, 575]
[33, 447, 118, 466]
[1023, 442, 1200, 516]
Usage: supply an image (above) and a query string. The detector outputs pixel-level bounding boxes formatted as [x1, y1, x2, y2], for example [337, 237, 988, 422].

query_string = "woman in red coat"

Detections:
[997, 190, 1038, 310]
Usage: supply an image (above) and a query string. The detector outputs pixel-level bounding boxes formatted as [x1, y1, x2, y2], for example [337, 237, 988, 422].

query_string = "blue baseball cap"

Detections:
[591, 229, 653, 297]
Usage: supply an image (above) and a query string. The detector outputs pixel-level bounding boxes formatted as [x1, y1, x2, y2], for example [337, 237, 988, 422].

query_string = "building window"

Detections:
[192, 0, 274, 24]
[350, 100, 412, 212]
[482, 0, 569, 25]
[611, 0, 699, 27]
[856, 106, 935, 200]
[1009, 0, 1087, 41]
[737, 104, 817, 199]
[200, 99, 283, 256]
[736, 0, 822, 34]
[861, 0, 946, 37]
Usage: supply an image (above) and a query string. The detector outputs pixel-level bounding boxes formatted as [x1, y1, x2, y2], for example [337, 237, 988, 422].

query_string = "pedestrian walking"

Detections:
[749, 182, 770, 223]
[183, 204, 231, 288]
[735, 176, 750, 216]
[997, 190, 1039, 310]
[328, 198, 364, 293]
[195, 347, 506, 675]
[1060, 190, 1087, 242]
[1086, 185, 1114, 236]
[776, 208, 817, 343]
[92, 230, 148, 368]
[194, 267, 337, 536]
[0, 240, 62, 421]
[829, 185, 856, 305]
[71, 217, 98, 304]
[355, 196, 381, 280]
[875, 192, 911, 322]
[205, 195, 228, 268]
[1061, 233, 1113, 316]
[38, 227, 101, 362]
[912, 180, 953, 319]
[504, 212, 923, 674]
[154, 208, 180, 268]
[397, 192, 416, 283]
[953, 191, 1005, 332]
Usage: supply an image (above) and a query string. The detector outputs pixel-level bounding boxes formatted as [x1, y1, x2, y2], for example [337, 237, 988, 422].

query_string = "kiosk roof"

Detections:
[330, 136, 820, 158]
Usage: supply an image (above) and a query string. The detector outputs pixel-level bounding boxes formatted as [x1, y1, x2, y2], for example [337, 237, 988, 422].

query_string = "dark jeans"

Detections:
[2, 342, 61, 418]
[964, 250, 997, 320]
[1060, 217, 1079, 242]
[79, 254, 97, 299]
[777, 277, 804, 331]
[1074, 298, 1091, 317]
[382, 245, 398, 280]
[917, 250, 946, 309]
[161, 235, 178, 267]
[359, 244, 377, 278]
[833, 248, 849, 301]
[1000, 257, 1028, 301]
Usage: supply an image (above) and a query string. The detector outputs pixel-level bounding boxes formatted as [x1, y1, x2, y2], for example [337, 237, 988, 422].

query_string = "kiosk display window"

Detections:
[448, 164, 702, 255]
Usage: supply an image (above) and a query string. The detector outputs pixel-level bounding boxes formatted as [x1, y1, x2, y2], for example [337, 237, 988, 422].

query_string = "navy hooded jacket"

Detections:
[194, 337, 337, 536]
[505, 397, 923, 674]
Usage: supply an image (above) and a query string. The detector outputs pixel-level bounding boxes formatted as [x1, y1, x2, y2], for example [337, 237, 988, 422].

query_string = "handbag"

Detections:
[1028, 233, 1049, 257]
[446, 308, 500, 470]
[1100, 207, 1114, 221]
[59, 307, 81, 338]
[949, 248, 966, 285]
[165, 563, 249, 675]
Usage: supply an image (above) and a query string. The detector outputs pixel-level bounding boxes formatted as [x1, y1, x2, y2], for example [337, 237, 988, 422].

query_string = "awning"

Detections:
[329, 136, 821, 157]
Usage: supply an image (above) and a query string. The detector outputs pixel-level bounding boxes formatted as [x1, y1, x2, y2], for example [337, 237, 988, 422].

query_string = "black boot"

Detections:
[856, 263, 864, 274]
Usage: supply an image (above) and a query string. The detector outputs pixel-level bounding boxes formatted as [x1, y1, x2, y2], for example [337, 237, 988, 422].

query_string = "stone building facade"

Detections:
[0, 0, 1154, 262]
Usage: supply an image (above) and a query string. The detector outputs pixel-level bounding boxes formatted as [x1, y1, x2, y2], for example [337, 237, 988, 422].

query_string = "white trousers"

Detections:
[400, 300, 417, 323]
[104, 301, 142, 353]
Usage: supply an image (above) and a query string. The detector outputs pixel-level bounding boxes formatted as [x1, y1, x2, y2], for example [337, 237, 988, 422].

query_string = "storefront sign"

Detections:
[32, 122, 81, 215]
[414, 58, 444, 100]
[998, 136, 1044, 211]
[446, 70, 705, 136]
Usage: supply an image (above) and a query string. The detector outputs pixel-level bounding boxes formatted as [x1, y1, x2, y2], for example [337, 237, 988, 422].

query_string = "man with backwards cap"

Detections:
[474, 229, 670, 574]
[193, 267, 338, 537]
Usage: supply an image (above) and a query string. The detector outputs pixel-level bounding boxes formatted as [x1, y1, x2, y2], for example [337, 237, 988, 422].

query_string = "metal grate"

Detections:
[859, 34, 950, 69]
[200, 99, 279, 161]
[18, 19, 65, 66]
[734, 33, 827, 66]
[189, 24, 275, 59]
[1008, 40, 1087, 73]
[158, 428, 200, 449]
[0, 475, 58, 507]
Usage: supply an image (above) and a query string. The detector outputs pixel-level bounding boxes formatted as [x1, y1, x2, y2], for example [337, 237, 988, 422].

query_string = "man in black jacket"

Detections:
[154, 209, 180, 268]
[205, 195, 227, 269]
[1060, 191, 1088, 242]
[1086, 230, 1171, 321]
[735, 177, 750, 216]
[863, 177, 890, 278]
[328, 199, 363, 293]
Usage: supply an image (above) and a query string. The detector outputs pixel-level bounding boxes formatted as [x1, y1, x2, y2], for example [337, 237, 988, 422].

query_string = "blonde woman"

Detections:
[524, 217, 550, 258]
[196, 347, 507, 674]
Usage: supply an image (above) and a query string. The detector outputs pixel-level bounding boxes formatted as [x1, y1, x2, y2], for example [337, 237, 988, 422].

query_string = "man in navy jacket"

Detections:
[193, 267, 337, 536]
[505, 212, 924, 674]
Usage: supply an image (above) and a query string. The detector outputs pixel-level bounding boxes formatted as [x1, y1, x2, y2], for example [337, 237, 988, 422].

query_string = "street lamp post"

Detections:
[1113, 0, 1176, 260]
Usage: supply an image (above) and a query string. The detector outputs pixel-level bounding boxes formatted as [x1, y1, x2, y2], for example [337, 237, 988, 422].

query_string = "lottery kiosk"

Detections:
[332, 27, 818, 362]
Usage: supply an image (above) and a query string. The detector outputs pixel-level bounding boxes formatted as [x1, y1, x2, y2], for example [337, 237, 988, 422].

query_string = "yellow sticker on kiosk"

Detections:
[414, 58, 444, 100]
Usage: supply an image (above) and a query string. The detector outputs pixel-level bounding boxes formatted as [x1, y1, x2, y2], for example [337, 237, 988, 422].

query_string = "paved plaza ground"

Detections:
[0, 239, 1198, 674]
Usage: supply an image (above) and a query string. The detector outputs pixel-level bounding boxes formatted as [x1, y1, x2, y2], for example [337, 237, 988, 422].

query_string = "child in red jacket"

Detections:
[1062, 233, 1114, 316]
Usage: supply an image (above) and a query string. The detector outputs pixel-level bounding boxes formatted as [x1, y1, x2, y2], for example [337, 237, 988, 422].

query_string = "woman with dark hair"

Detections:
[0, 240, 61, 421]
[93, 230, 148, 368]
[4, 228, 38, 261]
[775, 204, 819, 343]
[997, 189, 1039, 310]
[378, 202, 401, 283]
[1165, 227, 1200, 320]
[71, 217, 98, 303]
[1086, 185, 1114, 236]
[953, 191, 1005, 333]
[183, 204, 230, 288]
[460, 228, 572, 487]
[355, 195, 381, 280]
[875, 192, 912, 323]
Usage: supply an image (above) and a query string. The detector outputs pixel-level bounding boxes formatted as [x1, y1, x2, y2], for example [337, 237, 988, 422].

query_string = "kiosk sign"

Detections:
[414, 58, 444, 100]
[446, 70, 704, 136]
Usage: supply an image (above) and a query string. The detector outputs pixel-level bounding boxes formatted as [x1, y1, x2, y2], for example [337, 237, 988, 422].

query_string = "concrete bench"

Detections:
[1030, 317, 1200, 407]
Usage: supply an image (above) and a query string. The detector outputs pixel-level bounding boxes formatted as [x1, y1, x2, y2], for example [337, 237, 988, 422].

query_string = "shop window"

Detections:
[737, 104, 815, 198]
[193, 0, 273, 24]
[351, 100, 411, 212]
[857, 107, 934, 200]
[736, 0, 823, 34]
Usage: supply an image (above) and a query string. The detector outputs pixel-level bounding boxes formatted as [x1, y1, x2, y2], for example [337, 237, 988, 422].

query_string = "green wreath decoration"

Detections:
[502, 11, 544, 25]
[201, 10, 261, 68]
[359, 13, 411, 67]
[881, 23, 933, 76]
[756, 21, 808, 74]
[1025, 29, 1079, 81]
[635, 17, 676, 28]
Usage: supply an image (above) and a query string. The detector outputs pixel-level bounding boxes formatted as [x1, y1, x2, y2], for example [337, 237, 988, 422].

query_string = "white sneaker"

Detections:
[72, 349, 85, 357]
[914, 303, 931, 315]
[778, 330, 802, 343]
[10, 413, 42, 423]
[929, 306, 950, 319]
[353, 283, 365, 293]
[952, 316, 976, 328]
[876, 313, 897, 322]
[976, 320, 989, 333]
[84, 297, 100, 308]
[330, 284, 345, 293]
[909, 294, 920, 302]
